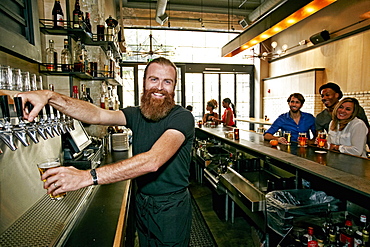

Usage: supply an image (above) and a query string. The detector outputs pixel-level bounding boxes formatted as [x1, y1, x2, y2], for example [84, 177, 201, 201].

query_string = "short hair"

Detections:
[319, 82, 343, 99]
[143, 57, 177, 86]
[287, 93, 305, 104]
[186, 105, 193, 111]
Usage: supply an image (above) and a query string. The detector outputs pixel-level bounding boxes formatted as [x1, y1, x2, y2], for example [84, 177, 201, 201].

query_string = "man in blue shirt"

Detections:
[264, 93, 316, 144]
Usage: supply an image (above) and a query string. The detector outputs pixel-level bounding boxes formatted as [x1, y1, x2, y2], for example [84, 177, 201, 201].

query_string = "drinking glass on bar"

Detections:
[317, 131, 327, 148]
[298, 132, 307, 147]
[37, 158, 66, 200]
[283, 131, 291, 145]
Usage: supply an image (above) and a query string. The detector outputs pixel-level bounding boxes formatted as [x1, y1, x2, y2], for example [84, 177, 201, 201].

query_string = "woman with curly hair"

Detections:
[203, 99, 219, 123]
[328, 97, 368, 157]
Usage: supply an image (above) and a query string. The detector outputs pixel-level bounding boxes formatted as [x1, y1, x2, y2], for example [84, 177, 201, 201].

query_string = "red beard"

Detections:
[140, 88, 175, 121]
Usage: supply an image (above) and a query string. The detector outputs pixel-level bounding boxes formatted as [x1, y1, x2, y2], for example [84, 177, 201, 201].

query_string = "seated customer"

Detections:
[264, 93, 316, 144]
[203, 99, 219, 123]
[316, 82, 370, 147]
[327, 97, 368, 157]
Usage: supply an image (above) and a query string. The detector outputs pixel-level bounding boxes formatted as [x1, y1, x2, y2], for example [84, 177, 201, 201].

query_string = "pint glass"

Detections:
[298, 132, 307, 147]
[317, 131, 327, 148]
[37, 158, 66, 200]
[283, 131, 291, 145]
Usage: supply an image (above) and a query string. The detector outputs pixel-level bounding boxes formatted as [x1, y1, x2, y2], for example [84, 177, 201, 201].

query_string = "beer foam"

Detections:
[38, 161, 60, 169]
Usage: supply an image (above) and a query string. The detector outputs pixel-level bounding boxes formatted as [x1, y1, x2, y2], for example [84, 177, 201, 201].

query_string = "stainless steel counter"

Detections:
[196, 126, 370, 211]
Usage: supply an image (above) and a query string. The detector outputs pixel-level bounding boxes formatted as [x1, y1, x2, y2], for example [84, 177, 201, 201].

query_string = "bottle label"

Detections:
[57, 14, 63, 27]
[308, 240, 318, 247]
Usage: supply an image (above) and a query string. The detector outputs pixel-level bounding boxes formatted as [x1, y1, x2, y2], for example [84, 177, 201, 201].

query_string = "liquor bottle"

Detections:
[72, 85, 79, 99]
[46, 40, 57, 71]
[73, 0, 83, 28]
[302, 227, 318, 247]
[85, 12, 92, 34]
[355, 215, 367, 247]
[362, 218, 369, 247]
[82, 44, 89, 73]
[80, 84, 88, 101]
[86, 88, 93, 103]
[73, 39, 84, 72]
[340, 216, 355, 247]
[100, 93, 105, 109]
[61, 39, 72, 72]
[52, 0, 64, 28]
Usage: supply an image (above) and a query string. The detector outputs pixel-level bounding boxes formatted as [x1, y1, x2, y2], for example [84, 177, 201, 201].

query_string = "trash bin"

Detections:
[266, 189, 339, 236]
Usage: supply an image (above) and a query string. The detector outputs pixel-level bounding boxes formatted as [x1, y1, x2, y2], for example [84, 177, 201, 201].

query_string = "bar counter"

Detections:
[196, 126, 370, 209]
[64, 150, 134, 247]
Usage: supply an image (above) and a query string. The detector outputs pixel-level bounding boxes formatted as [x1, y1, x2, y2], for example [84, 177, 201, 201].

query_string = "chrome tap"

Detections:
[36, 108, 48, 140]
[58, 111, 68, 134]
[0, 95, 18, 151]
[44, 104, 56, 138]
[12, 97, 30, 146]
[51, 106, 62, 136]
[14, 97, 39, 144]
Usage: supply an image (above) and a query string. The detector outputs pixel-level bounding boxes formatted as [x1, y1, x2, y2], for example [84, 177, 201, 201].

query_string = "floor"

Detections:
[189, 180, 258, 247]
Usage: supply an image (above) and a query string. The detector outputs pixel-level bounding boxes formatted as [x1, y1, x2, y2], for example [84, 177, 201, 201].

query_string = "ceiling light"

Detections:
[222, 0, 337, 57]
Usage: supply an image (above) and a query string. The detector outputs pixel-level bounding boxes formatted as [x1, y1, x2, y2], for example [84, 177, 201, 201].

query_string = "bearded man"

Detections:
[18, 57, 195, 247]
[264, 93, 316, 144]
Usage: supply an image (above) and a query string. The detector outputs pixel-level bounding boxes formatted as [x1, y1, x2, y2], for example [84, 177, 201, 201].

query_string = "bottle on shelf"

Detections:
[340, 216, 355, 247]
[85, 12, 92, 34]
[61, 39, 72, 72]
[73, 0, 83, 29]
[72, 85, 79, 99]
[86, 87, 93, 103]
[105, 15, 118, 41]
[73, 38, 84, 72]
[363, 220, 369, 247]
[52, 0, 64, 28]
[302, 226, 318, 247]
[80, 84, 88, 101]
[46, 40, 57, 71]
[355, 215, 367, 247]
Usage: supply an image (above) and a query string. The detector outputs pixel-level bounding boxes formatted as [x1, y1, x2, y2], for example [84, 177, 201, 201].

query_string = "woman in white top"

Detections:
[328, 97, 368, 157]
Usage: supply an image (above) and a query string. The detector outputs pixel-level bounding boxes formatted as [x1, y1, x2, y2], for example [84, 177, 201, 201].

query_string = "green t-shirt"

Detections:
[122, 105, 194, 195]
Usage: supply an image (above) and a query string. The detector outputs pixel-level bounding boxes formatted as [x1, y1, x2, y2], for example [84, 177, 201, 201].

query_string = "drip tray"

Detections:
[0, 186, 95, 247]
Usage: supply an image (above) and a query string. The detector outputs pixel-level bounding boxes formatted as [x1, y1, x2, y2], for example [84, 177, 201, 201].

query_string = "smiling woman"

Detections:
[327, 97, 368, 157]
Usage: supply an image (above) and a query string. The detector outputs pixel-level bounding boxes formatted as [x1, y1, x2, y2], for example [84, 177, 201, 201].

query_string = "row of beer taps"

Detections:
[0, 94, 75, 153]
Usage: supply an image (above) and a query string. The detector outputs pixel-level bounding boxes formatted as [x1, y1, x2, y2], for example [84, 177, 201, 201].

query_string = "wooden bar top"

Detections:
[235, 117, 273, 125]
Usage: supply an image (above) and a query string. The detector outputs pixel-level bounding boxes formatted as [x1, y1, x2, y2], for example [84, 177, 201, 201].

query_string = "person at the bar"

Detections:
[316, 82, 370, 147]
[327, 97, 368, 157]
[17, 57, 194, 247]
[264, 93, 316, 144]
[213, 98, 236, 127]
[203, 99, 219, 123]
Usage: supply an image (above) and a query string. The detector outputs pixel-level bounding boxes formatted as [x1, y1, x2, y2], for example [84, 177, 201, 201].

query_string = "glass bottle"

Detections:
[46, 40, 57, 71]
[61, 39, 72, 72]
[73, 0, 83, 28]
[73, 39, 84, 72]
[52, 0, 64, 28]
[85, 12, 92, 34]
[80, 84, 88, 102]
[355, 215, 367, 247]
[340, 216, 354, 247]
[86, 87, 93, 103]
[72, 85, 79, 99]
[302, 227, 318, 247]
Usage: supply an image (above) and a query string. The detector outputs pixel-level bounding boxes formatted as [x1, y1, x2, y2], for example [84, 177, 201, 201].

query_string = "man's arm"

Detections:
[42, 129, 185, 196]
[18, 90, 126, 126]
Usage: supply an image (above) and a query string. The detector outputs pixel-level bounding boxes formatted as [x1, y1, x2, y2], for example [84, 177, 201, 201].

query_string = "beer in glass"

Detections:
[284, 131, 291, 145]
[317, 131, 327, 148]
[298, 132, 307, 147]
[37, 158, 66, 200]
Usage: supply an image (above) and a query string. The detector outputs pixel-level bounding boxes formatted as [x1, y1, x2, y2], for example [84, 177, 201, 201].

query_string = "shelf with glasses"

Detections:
[39, 19, 122, 60]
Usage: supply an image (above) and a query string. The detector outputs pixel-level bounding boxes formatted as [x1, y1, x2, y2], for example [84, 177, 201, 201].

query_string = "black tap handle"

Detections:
[53, 107, 58, 118]
[0, 95, 10, 120]
[38, 107, 44, 118]
[14, 97, 24, 118]
[26, 102, 33, 113]
[45, 104, 51, 117]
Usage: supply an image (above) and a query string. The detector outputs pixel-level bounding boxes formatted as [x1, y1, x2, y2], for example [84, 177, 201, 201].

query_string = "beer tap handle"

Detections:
[53, 107, 58, 119]
[38, 107, 44, 120]
[45, 104, 51, 118]
[0, 95, 11, 122]
[14, 97, 24, 119]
